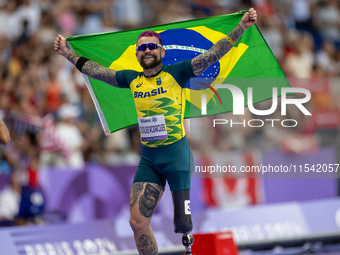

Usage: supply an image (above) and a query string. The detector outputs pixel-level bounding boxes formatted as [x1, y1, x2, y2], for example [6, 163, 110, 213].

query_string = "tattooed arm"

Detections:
[54, 35, 119, 87]
[191, 8, 257, 76]
[0, 119, 10, 145]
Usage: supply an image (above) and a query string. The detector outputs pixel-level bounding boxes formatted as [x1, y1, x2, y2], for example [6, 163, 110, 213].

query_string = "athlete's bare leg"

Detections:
[129, 182, 164, 255]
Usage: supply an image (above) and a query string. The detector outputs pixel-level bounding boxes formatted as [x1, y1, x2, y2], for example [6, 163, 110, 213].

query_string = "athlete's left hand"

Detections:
[240, 8, 257, 30]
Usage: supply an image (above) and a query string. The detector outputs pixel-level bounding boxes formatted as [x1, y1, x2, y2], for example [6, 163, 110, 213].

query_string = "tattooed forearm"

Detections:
[0, 119, 10, 145]
[65, 50, 119, 87]
[130, 182, 144, 210]
[229, 24, 246, 43]
[191, 24, 245, 76]
[65, 50, 80, 66]
[137, 234, 157, 255]
[82, 61, 118, 87]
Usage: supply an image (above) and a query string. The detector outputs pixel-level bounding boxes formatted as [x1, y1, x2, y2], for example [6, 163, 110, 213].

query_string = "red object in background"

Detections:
[192, 231, 238, 255]
[289, 79, 330, 93]
[45, 81, 62, 113]
[201, 152, 261, 208]
[281, 133, 318, 154]
[312, 110, 340, 130]
[255, 2, 275, 16]
[28, 167, 38, 188]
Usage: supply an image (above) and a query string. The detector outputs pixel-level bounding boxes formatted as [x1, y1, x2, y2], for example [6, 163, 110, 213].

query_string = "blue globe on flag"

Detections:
[160, 29, 220, 90]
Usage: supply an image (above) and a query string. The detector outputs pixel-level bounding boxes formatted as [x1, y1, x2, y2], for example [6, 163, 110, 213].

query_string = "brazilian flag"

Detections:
[67, 11, 289, 135]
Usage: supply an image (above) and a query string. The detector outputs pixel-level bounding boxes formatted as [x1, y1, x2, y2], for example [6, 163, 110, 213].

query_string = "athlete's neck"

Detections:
[143, 63, 163, 77]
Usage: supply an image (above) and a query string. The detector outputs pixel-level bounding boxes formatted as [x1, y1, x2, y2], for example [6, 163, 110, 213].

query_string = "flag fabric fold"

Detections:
[67, 11, 289, 135]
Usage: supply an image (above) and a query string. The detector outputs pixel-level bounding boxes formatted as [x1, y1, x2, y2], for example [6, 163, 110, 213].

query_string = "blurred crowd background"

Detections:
[0, 0, 340, 224]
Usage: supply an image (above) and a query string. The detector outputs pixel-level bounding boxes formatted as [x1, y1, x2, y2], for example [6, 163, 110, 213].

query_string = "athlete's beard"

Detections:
[140, 53, 162, 69]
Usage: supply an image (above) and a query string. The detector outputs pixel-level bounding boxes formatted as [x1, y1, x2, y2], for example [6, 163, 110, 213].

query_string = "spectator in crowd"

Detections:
[54, 103, 85, 170]
[284, 30, 314, 78]
[314, 0, 340, 44]
[0, 172, 21, 221]
[316, 40, 337, 75]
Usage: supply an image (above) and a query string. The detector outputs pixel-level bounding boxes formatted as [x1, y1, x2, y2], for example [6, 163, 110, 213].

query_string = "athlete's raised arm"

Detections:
[54, 35, 119, 87]
[0, 119, 10, 145]
[191, 8, 257, 76]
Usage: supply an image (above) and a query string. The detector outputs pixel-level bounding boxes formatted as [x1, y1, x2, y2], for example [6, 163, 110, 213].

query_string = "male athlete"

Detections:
[54, 8, 257, 255]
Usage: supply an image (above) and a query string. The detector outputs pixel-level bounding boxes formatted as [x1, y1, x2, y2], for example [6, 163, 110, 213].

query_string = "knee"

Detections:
[129, 216, 150, 233]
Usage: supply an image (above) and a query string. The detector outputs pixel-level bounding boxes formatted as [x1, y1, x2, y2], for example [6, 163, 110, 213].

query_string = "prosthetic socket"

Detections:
[172, 189, 192, 233]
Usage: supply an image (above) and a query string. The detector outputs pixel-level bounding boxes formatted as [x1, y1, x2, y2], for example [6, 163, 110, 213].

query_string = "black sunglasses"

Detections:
[136, 43, 163, 51]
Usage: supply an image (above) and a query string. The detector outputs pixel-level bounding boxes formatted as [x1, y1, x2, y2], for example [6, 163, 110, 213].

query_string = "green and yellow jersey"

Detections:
[116, 60, 196, 148]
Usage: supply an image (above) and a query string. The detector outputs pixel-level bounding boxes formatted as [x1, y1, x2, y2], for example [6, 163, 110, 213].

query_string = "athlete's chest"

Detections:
[130, 72, 181, 100]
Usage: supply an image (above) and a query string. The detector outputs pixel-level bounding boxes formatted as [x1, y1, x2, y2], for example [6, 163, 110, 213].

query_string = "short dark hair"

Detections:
[136, 30, 163, 46]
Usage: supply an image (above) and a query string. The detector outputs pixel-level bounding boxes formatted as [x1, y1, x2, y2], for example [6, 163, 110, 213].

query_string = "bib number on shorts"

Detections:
[138, 115, 168, 142]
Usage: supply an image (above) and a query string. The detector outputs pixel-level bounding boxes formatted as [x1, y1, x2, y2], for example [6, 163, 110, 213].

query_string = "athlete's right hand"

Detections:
[54, 34, 68, 57]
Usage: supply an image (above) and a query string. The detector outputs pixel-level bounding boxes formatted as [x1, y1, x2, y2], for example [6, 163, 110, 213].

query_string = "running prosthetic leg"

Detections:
[172, 190, 194, 254]
[182, 232, 194, 254]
